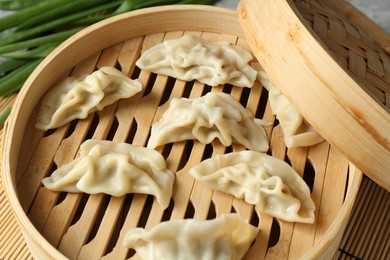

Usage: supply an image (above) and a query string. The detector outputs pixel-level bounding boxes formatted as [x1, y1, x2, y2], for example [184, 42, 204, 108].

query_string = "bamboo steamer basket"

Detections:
[1, 4, 365, 260]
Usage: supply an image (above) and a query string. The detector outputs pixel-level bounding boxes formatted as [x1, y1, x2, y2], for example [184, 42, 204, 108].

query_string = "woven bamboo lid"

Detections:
[238, 0, 390, 191]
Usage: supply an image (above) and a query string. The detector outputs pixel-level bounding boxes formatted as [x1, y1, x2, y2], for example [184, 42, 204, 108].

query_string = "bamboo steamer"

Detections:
[2, 4, 364, 260]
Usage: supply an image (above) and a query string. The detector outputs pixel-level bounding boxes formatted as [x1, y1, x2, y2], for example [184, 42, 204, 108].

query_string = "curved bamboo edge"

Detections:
[1, 5, 363, 259]
[238, 0, 390, 192]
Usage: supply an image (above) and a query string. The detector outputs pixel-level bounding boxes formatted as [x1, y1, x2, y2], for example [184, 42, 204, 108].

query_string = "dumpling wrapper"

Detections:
[123, 213, 259, 260]
[136, 34, 257, 88]
[42, 140, 174, 209]
[36, 66, 142, 130]
[258, 69, 324, 148]
[189, 151, 315, 223]
[147, 92, 269, 152]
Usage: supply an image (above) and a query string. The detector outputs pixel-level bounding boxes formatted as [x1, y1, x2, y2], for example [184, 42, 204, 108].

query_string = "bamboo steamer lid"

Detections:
[238, 0, 390, 191]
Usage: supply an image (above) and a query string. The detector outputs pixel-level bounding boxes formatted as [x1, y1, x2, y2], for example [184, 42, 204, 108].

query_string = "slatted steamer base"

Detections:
[4, 6, 361, 260]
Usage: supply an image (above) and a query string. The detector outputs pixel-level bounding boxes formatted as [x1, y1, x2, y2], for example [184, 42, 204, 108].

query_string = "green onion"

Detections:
[75, 0, 212, 24]
[1, 44, 58, 59]
[15, 0, 111, 31]
[0, 0, 73, 31]
[0, 1, 121, 45]
[0, 58, 29, 75]
[74, 0, 152, 25]
[0, 0, 39, 10]
[0, 28, 81, 55]
[0, 107, 11, 124]
[0, 58, 42, 96]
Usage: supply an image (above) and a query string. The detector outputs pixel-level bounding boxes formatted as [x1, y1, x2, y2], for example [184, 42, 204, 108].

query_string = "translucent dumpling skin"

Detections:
[41, 139, 174, 209]
[189, 151, 315, 223]
[36, 66, 142, 130]
[147, 92, 269, 152]
[136, 34, 257, 88]
[123, 214, 259, 260]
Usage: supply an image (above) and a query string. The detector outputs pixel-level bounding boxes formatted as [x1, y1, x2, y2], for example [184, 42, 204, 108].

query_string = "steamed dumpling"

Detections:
[36, 66, 142, 130]
[123, 213, 258, 260]
[258, 69, 324, 148]
[136, 34, 257, 88]
[147, 92, 269, 152]
[189, 151, 315, 223]
[41, 139, 174, 209]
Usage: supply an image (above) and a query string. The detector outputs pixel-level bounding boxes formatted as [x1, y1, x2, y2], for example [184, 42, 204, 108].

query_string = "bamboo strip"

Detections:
[347, 179, 381, 255]
[0, 194, 11, 216]
[314, 146, 348, 241]
[3, 233, 27, 259]
[0, 210, 19, 239]
[339, 176, 372, 251]
[0, 229, 23, 258]
[8, 240, 32, 260]
[354, 186, 387, 257]
[262, 125, 288, 259]
[288, 147, 315, 258]
[371, 193, 390, 260]
[58, 194, 105, 259]
[379, 231, 390, 260]
[362, 190, 390, 258]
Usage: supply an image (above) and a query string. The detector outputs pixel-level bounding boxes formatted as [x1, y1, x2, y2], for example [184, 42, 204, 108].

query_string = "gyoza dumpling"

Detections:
[147, 92, 269, 152]
[136, 34, 257, 88]
[189, 151, 315, 223]
[258, 69, 324, 148]
[36, 66, 142, 130]
[41, 139, 174, 209]
[123, 213, 258, 260]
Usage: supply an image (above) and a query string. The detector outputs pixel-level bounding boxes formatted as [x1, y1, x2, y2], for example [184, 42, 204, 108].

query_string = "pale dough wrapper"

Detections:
[136, 34, 257, 88]
[147, 92, 269, 152]
[257, 68, 324, 148]
[123, 213, 259, 260]
[189, 151, 315, 223]
[41, 140, 174, 209]
[36, 66, 142, 130]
